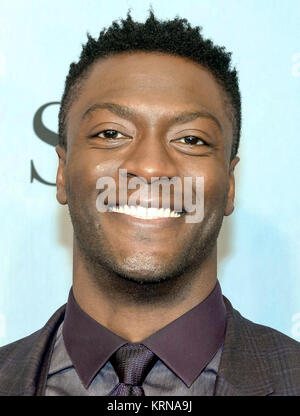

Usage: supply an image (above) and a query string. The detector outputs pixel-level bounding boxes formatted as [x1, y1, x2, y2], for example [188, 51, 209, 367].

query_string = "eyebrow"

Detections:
[81, 102, 223, 133]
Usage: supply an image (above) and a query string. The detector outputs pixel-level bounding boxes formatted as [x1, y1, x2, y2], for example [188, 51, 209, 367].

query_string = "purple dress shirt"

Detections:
[45, 280, 227, 396]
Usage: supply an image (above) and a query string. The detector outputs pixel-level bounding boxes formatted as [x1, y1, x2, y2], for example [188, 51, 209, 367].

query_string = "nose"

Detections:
[118, 130, 179, 184]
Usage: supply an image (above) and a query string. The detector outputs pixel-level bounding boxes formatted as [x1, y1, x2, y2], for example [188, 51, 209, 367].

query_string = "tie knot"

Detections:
[110, 343, 158, 386]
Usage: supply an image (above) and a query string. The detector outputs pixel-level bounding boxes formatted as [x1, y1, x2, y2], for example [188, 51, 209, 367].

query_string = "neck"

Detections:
[72, 240, 218, 343]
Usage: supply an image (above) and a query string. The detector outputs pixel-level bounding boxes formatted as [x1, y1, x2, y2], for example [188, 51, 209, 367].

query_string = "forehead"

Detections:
[67, 52, 233, 149]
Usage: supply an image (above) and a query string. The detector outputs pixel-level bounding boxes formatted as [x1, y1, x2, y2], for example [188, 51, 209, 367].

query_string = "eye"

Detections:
[95, 129, 125, 139]
[177, 136, 206, 146]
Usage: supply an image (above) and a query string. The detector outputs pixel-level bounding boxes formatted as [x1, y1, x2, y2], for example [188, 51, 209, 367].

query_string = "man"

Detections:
[0, 10, 299, 396]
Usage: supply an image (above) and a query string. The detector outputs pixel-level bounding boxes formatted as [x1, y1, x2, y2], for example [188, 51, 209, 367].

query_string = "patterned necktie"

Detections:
[109, 343, 158, 396]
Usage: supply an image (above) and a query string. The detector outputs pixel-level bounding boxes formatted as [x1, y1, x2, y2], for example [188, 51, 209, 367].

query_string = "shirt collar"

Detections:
[63, 280, 226, 388]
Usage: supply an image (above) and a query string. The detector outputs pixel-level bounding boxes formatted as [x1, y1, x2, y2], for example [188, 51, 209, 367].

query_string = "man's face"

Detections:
[56, 52, 238, 286]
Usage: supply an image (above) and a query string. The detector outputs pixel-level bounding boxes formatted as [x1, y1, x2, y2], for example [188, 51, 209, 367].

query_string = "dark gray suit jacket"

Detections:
[0, 297, 299, 396]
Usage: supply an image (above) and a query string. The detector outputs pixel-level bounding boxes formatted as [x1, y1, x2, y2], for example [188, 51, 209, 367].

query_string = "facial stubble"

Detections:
[66, 179, 227, 306]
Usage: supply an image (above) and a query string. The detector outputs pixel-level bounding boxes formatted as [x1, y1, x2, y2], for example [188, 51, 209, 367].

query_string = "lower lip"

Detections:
[104, 211, 186, 228]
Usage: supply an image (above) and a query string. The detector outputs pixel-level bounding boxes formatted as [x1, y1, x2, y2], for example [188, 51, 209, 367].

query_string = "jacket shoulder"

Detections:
[219, 297, 300, 396]
[230, 302, 300, 351]
[0, 305, 66, 396]
[0, 328, 42, 357]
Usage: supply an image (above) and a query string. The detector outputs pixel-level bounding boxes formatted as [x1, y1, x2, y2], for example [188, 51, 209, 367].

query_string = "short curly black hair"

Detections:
[58, 9, 241, 160]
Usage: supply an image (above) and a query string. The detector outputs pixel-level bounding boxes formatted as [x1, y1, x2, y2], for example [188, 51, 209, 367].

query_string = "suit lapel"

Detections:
[214, 297, 274, 396]
[35, 306, 66, 396]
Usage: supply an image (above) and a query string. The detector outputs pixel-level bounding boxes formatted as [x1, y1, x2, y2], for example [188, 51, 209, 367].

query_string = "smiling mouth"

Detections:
[107, 204, 186, 219]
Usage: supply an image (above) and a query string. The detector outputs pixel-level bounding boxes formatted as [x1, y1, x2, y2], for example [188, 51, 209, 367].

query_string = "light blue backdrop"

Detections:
[0, 0, 299, 346]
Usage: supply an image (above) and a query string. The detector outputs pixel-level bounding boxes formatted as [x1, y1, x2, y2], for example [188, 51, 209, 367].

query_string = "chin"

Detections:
[111, 252, 186, 285]
[114, 262, 170, 284]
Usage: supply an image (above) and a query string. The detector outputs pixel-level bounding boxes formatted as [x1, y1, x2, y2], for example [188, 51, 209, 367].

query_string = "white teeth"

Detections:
[108, 205, 183, 219]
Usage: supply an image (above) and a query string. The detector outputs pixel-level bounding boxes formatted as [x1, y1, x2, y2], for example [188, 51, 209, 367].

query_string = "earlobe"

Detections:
[224, 156, 240, 216]
[56, 145, 67, 205]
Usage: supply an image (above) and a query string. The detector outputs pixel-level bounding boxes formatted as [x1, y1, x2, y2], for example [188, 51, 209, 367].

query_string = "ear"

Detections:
[56, 145, 67, 205]
[224, 156, 240, 216]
